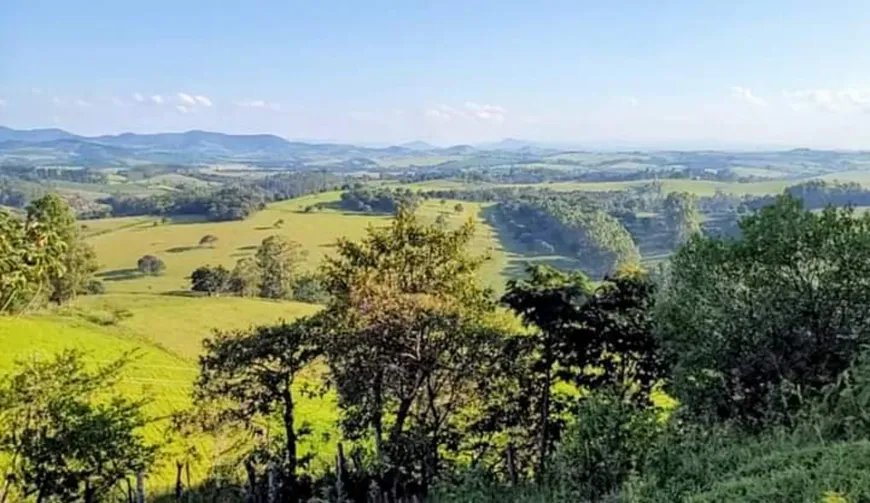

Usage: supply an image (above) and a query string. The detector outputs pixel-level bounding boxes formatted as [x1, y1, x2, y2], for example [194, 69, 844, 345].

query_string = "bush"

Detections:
[136, 255, 166, 276]
[292, 273, 329, 304]
[550, 393, 660, 502]
[82, 279, 105, 295]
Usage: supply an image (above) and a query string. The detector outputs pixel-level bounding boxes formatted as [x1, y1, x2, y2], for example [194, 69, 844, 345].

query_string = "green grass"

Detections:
[86, 192, 513, 295]
[0, 293, 336, 491]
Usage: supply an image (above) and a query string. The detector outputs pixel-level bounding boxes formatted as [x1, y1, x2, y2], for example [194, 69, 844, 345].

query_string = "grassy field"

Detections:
[0, 293, 335, 490]
[85, 192, 515, 295]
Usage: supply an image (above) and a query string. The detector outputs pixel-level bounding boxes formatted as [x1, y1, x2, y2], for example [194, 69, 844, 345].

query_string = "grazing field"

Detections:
[85, 192, 515, 295]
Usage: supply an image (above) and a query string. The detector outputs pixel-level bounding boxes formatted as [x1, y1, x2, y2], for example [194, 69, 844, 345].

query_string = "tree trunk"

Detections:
[507, 443, 518, 486]
[136, 471, 145, 503]
[537, 341, 552, 479]
[280, 384, 298, 503]
[175, 460, 184, 502]
[244, 460, 257, 503]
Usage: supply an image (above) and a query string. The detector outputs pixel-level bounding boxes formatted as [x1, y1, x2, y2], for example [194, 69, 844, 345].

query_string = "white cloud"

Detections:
[730, 86, 767, 107]
[31, 88, 43, 96]
[151, 95, 164, 105]
[176, 105, 191, 114]
[424, 104, 456, 121]
[0, 98, 6, 107]
[464, 102, 507, 122]
[783, 87, 870, 113]
[51, 97, 65, 106]
[110, 97, 124, 106]
[423, 102, 508, 123]
[177, 92, 196, 105]
[194, 95, 212, 107]
[74, 99, 92, 107]
[236, 99, 281, 110]
[132, 92, 145, 103]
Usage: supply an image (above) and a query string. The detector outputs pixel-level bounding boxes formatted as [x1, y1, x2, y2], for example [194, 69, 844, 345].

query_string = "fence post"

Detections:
[335, 443, 347, 502]
[507, 443, 518, 486]
[136, 471, 145, 503]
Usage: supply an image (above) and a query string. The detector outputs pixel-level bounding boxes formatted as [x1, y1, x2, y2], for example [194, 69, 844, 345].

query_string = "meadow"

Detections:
[84, 191, 515, 295]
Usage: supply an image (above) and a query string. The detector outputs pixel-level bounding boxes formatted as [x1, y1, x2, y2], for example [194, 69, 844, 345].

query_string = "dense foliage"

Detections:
[0, 194, 100, 313]
[337, 186, 421, 214]
[0, 351, 156, 503]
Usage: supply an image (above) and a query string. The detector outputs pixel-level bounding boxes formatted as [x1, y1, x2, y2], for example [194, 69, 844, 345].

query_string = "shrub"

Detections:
[136, 255, 166, 276]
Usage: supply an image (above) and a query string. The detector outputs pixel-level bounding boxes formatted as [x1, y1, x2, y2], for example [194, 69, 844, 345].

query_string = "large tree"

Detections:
[502, 264, 592, 476]
[256, 235, 306, 299]
[194, 318, 321, 502]
[320, 207, 499, 488]
[657, 195, 870, 428]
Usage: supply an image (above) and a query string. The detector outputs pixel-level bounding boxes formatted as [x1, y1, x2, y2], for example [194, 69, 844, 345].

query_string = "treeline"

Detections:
[0, 194, 101, 314]
[189, 235, 327, 303]
[337, 186, 421, 214]
[91, 172, 346, 221]
[491, 195, 641, 277]
[1, 165, 110, 184]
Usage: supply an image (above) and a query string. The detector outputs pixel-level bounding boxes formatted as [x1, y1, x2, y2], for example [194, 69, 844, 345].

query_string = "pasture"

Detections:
[85, 192, 515, 295]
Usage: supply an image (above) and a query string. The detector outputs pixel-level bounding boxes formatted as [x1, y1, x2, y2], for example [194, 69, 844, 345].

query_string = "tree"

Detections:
[657, 196, 870, 429]
[137, 255, 166, 276]
[49, 238, 99, 304]
[453, 203, 464, 214]
[0, 350, 157, 503]
[199, 234, 219, 247]
[194, 318, 322, 502]
[256, 235, 306, 300]
[662, 192, 701, 245]
[274, 219, 285, 229]
[190, 265, 232, 296]
[503, 264, 593, 476]
[0, 195, 75, 313]
[229, 257, 261, 297]
[320, 206, 499, 488]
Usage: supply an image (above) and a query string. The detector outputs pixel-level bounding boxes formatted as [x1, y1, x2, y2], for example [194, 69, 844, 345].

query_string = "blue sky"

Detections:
[3, 0, 870, 147]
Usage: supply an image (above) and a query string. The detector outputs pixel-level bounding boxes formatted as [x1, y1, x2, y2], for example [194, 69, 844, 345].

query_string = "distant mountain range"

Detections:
[0, 126, 579, 167]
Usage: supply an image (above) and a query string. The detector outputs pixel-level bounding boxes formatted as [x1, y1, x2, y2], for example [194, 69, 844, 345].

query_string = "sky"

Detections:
[3, 0, 870, 148]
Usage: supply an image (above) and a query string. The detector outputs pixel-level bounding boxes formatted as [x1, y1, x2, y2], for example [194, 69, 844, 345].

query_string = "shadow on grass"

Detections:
[237, 245, 258, 251]
[95, 268, 141, 282]
[165, 245, 200, 253]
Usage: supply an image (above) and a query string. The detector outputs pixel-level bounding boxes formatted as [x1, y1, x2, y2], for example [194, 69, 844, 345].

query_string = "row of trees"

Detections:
[338, 187, 421, 214]
[189, 235, 326, 302]
[492, 195, 641, 277]
[94, 172, 346, 221]
[0, 194, 100, 313]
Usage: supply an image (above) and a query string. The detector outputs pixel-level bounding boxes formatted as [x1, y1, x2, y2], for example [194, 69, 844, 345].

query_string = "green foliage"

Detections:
[256, 235, 307, 300]
[229, 257, 261, 297]
[190, 265, 232, 296]
[657, 195, 870, 429]
[291, 273, 330, 304]
[338, 186, 422, 214]
[551, 393, 660, 502]
[137, 254, 166, 276]
[0, 350, 157, 502]
[662, 191, 701, 245]
[198, 234, 219, 247]
[194, 317, 322, 500]
[0, 194, 97, 313]
[320, 206, 500, 484]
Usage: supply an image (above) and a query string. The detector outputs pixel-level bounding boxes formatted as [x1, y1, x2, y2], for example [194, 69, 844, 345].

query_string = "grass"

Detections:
[85, 191, 514, 295]
[0, 293, 336, 491]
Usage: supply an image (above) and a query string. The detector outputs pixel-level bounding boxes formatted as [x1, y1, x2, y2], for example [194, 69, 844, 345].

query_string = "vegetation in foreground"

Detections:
[4, 192, 870, 501]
